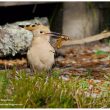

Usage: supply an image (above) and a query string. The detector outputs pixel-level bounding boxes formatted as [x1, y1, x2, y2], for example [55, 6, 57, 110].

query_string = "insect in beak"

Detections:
[45, 32, 70, 48]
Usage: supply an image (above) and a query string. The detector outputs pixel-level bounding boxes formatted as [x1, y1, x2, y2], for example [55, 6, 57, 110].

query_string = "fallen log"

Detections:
[0, 58, 27, 69]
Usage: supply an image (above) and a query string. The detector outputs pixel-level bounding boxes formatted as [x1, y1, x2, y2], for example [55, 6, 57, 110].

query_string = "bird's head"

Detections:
[19, 23, 51, 41]
[19, 23, 70, 42]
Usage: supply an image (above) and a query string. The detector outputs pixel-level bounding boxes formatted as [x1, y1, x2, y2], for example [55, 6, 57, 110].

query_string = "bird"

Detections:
[19, 23, 70, 73]
[20, 24, 56, 73]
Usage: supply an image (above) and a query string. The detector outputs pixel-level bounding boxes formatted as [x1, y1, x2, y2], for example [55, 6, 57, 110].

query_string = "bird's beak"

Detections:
[45, 32, 66, 38]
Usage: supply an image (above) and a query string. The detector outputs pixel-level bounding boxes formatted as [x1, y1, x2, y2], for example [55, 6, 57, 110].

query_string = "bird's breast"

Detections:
[27, 40, 55, 71]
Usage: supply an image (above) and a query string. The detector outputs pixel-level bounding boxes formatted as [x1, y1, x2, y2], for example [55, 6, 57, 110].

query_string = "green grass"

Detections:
[0, 69, 110, 108]
[95, 50, 109, 55]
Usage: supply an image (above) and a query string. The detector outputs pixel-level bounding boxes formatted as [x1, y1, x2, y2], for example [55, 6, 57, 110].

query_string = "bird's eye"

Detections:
[40, 31, 43, 34]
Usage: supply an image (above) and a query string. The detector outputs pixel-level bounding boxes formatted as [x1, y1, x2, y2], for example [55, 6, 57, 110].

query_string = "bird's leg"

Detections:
[48, 69, 52, 77]
[29, 64, 35, 75]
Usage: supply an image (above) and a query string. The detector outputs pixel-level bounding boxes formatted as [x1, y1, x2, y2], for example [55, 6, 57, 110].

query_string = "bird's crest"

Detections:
[19, 23, 47, 31]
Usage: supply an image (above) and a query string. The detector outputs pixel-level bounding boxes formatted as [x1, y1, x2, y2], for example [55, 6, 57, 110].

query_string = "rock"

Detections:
[0, 17, 49, 57]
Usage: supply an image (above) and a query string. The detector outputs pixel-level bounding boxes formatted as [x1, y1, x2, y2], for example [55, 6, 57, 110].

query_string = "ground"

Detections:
[0, 41, 110, 108]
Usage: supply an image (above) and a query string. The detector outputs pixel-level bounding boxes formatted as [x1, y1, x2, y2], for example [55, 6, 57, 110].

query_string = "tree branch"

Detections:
[62, 32, 110, 46]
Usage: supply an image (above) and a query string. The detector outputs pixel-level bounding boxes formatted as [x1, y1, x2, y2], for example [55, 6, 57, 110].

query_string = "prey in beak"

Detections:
[45, 32, 70, 48]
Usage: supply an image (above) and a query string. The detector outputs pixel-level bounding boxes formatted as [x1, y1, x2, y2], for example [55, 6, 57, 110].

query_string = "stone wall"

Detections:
[62, 2, 100, 39]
